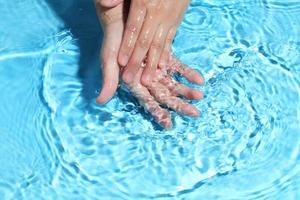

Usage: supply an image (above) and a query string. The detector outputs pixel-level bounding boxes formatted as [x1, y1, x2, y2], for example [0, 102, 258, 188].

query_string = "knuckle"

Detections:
[126, 23, 138, 34]
[137, 38, 151, 50]
[129, 59, 141, 69]
[151, 40, 163, 51]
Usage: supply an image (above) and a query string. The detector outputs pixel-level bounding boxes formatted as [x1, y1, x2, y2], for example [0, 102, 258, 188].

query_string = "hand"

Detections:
[95, 0, 204, 128]
[95, 1, 125, 104]
[127, 55, 204, 129]
[118, 0, 190, 85]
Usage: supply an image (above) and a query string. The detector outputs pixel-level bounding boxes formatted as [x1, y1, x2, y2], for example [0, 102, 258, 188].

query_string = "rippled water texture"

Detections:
[0, 0, 299, 199]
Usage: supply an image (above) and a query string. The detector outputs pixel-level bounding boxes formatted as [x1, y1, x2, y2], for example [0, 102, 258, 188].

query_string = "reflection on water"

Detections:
[0, 0, 299, 199]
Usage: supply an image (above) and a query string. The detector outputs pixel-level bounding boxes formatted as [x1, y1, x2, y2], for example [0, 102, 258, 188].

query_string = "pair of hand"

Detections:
[95, 0, 204, 128]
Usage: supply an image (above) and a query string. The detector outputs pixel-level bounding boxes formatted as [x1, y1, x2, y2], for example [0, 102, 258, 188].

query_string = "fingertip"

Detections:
[96, 74, 119, 105]
[189, 90, 204, 100]
[96, 85, 117, 104]
[162, 120, 173, 129]
[196, 77, 205, 85]
[183, 105, 200, 117]
[118, 53, 129, 67]
[96, 97, 104, 105]
[190, 108, 200, 118]
[96, 94, 111, 105]
[190, 71, 205, 85]
[157, 112, 172, 129]
[97, 0, 123, 8]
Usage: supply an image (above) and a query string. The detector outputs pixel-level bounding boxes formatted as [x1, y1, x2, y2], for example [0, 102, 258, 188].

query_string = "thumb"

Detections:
[96, 27, 122, 104]
[95, 2, 124, 104]
[97, 0, 124, 8]
[96, 52, 120, 104]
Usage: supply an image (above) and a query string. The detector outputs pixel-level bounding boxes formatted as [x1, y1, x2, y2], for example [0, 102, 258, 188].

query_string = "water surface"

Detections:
[0, 0, 299, 199]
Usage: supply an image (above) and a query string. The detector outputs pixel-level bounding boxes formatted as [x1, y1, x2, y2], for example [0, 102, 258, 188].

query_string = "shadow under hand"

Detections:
[46, 0, 103, 102]
[46, 0, 165, 130]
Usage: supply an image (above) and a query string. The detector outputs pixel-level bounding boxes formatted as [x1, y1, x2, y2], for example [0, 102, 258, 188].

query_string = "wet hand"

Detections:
[127, 55, 204, 129]
[95, 0, 125, 104]
[95, 0, 204, 129]
[118, 0, 190, 85]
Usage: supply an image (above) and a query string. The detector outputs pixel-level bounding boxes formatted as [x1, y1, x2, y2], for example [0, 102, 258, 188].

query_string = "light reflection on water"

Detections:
[0, 0, 299, 199]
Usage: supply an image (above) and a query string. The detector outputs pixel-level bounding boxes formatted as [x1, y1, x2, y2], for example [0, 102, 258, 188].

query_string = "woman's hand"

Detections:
[128, 54, 204, 129]
[95, 0, 125, 104]
[118, 0, 190, 85]
[95, 0, 204, 128]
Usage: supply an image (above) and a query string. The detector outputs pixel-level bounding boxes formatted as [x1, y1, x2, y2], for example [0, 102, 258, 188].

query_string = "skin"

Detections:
[116, 0, 191, 86]
[95, 0, 204, 128]
[129, 57, 204, 128]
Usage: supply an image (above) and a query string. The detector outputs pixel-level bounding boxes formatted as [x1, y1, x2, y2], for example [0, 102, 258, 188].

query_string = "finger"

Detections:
[148, 82, 200, 117]
[122, 16, 159, 84]
[169, 57, 205, 85]
[95, 0, 124, 26]
[137, 91, 172, 129]
[159, 27, 177, 67]
[141, 25, 168, 85]
[96, 50, 120, 104]
[118, 2, 146, 66]
[96, 4, 124, 104]
[128, 70, 172, 129]
[159, 76, 204, 100]
[96, 0, 124, 8]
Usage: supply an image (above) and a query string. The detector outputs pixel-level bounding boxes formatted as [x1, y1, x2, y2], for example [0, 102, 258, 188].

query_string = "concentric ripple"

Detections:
[0, 0, 300, 199]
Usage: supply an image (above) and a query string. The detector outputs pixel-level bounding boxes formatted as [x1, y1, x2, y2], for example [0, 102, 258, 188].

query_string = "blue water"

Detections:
[0, 0, 299, 199]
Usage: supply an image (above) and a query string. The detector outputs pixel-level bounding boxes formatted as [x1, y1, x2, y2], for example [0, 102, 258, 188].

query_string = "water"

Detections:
[0, 0, 299, 199]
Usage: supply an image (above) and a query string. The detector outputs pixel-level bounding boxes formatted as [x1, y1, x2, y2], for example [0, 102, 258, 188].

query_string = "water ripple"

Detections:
[0, 0, 299, 199]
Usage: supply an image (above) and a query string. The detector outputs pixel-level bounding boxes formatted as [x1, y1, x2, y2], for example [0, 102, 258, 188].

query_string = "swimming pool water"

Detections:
[0, 0, 299, 199]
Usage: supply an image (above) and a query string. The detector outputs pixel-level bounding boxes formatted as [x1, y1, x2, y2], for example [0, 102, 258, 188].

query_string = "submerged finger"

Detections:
[131, 85, 172, 129]
[96, 51, 120, 104]
[169, 57, 204, 85]
[148, 82, 200, 117]
[96, 4, 124, 104]
[159, 76, 203, 100]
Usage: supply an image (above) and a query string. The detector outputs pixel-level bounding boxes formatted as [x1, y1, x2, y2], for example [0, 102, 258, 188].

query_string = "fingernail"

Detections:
[119, 54, 129, 66]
